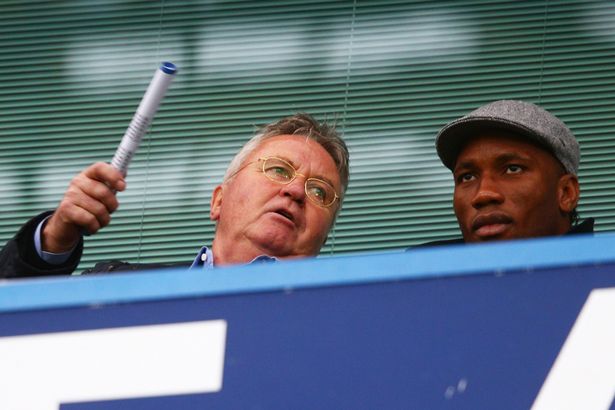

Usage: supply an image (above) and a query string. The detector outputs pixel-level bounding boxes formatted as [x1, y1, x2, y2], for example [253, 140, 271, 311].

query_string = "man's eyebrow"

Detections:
[455, 152, 532, 172]
[277, 155, 337, 188]
[454, 159, 475, 172]
[272, 155, 298, 169]
[495, 152, 532, 163]
[315, 174, 337, 189]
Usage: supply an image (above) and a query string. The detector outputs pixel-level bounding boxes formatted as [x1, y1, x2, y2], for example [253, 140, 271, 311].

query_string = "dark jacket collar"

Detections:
[569, 218, 594, 235]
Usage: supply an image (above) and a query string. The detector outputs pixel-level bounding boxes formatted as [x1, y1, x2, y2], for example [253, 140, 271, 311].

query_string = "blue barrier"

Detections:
[1, 233, 614, 409]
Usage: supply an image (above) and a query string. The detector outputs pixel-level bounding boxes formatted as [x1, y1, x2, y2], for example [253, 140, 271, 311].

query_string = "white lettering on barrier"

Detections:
[0, 320, 227, 410]
[532, 287, 615, 410]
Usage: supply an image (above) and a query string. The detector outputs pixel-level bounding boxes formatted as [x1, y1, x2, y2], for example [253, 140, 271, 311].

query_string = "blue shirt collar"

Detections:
[189, 246, 278, 270]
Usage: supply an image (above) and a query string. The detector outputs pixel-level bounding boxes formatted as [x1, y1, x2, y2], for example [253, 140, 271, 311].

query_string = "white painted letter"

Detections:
[0, 320, 226, 409]
[532, 288, 615, 410]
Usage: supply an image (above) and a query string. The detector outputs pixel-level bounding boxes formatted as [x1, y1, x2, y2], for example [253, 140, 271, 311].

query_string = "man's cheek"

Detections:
[317, 218, 334, 247]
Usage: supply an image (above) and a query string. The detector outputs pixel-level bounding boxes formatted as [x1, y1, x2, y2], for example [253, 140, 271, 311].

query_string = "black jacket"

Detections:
[0, 211, 84, 279]
[0, 211, 183, 279]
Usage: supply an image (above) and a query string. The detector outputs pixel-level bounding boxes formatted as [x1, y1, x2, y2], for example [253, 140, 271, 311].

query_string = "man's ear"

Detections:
[210, 185, 224, 221]
[558, 174, 580, 214]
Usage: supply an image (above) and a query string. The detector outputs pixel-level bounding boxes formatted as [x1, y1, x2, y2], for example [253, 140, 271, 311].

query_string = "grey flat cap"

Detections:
[436, 100, 579, 175]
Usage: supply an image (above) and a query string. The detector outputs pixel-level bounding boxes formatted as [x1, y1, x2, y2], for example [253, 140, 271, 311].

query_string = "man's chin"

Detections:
[247, 218, 310, 256]
[250, 233, 296, 257]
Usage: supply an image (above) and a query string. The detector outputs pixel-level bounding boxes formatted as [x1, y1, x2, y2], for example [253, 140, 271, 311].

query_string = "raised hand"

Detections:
[42, 162, 126, 253]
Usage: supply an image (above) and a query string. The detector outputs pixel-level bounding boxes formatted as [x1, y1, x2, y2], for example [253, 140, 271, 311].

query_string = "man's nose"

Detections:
[280, 176, 307, 204]
[471, 175, 504, 208]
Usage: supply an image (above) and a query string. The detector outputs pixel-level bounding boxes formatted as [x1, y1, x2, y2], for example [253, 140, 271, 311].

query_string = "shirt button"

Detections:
[201, 253, 208, 262]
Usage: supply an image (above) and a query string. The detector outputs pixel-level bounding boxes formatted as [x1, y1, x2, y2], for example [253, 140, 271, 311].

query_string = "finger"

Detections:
[70, 174, 120, 214]
[45, 195, 109, 250]
[45, 200, 104, 248]
[83, 162, 127, 192]
[61, 203, 104, 235]
[62, 189, 113, 229]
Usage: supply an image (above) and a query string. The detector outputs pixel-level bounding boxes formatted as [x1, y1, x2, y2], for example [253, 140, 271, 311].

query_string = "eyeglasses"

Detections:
[257, 157, 339, 208]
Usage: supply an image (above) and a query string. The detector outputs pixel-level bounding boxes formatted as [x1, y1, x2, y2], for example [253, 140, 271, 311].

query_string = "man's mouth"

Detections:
[471, 213, 513, 238]
[273, 209, 295, 224]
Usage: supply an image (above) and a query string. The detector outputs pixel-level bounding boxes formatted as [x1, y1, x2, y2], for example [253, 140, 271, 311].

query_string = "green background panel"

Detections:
[1, 0, 613, 271]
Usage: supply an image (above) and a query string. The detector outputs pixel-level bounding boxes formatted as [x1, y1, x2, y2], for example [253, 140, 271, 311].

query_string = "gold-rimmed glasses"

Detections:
[256, 157, 339, 208]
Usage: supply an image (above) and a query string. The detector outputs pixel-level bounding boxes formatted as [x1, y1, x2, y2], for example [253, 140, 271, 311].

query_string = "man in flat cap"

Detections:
[428, 99, 593, 245]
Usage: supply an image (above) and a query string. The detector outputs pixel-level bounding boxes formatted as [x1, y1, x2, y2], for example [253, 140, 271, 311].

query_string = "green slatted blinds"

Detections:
[1, 0, 614, 271]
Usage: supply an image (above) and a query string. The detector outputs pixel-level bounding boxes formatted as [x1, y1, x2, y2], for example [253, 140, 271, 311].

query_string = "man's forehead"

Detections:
[251, 135, 328, 161]
[249, 134, 303, 154]
[455, 132, 565, 171]
[459, 132, 556, 158]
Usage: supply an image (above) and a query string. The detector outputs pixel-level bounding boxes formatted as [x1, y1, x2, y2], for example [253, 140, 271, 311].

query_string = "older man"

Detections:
[0, 113, 349, 278]
[427, 99, 593, 245]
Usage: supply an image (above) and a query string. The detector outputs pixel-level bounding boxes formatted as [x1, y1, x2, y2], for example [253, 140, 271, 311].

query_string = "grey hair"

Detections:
[223, 113, 350, 199]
